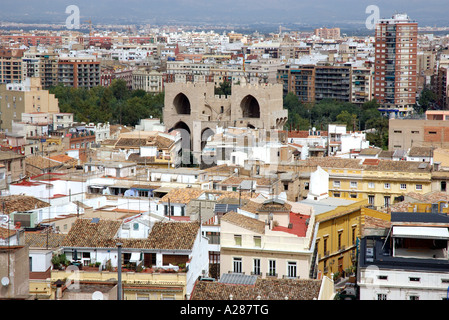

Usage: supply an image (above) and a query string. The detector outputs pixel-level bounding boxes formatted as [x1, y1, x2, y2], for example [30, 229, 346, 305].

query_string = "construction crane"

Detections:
[84, 19, 93, 36]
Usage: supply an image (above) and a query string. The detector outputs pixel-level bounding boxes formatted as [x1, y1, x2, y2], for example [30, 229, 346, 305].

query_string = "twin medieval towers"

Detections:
[163, 81, 288, 163]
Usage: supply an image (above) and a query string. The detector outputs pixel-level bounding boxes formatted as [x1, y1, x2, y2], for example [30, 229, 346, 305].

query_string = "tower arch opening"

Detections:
[240, 95, 260, 118]
[173, 93, 191, 115]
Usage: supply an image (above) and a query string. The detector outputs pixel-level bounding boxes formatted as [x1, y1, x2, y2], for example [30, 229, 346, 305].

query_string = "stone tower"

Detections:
[163, 81, 288, 164]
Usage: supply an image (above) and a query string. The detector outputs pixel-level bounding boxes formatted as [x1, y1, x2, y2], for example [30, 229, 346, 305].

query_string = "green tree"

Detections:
[336, 110, 358, 131]
[417, 87, 437, 113]
[214, 81, 232, 96]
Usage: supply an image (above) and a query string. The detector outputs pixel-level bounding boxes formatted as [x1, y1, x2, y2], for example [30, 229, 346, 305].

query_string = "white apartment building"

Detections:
[358, 211, 449, 300]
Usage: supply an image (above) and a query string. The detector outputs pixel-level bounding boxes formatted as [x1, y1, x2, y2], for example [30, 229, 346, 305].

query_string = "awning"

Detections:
[130, 252, 141, 262]
[392, 226, 449, 240]
[153, 187, 173, 194]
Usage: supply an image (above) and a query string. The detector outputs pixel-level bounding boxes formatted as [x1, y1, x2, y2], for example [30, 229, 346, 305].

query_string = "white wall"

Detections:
[29, 250, 52, 272]
[359, 267, 449, 300]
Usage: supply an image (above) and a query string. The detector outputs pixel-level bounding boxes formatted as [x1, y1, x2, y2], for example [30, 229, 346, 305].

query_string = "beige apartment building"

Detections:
[22, 47, 59, 89]
[0, 77, 59, 132]
[389, 110, 449, 150]
[219, 203, 316, 280]
[132, 68, 164, 93]
[314, 27, 340, 39]
[0, 48, 25, 84]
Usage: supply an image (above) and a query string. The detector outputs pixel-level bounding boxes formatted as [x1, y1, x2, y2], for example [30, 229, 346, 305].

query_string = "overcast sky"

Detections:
[1, 0, 448, 27]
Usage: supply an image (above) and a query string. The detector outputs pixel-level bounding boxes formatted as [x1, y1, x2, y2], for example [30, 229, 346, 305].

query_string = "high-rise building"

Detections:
[57, 56, 100, 88]
[0, 77, 59, 132]
[22, 47, 59, 89]
[374, 14, 418, 118]
[283, 65, 352, 104]
[0, 48, 25, 84]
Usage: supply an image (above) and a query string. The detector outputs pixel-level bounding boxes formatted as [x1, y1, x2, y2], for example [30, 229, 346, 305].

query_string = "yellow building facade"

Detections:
[313, 199, 391, 280]
[326, 162, 432, 209]
[50, 270, 187, 300]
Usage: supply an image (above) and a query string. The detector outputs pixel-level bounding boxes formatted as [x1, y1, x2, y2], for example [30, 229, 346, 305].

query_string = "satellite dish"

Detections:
[92, 291, 104, 300]
[1, 277, 10, 286]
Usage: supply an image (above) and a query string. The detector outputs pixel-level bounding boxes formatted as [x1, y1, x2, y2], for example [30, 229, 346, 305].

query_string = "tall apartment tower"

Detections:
[374, 14, 418, 118]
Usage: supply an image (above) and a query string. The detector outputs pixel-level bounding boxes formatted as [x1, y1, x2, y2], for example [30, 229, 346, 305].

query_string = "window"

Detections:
[441, 181, 447, 192]
[368, 195, 375, 205]
[377, 293, 387, 300]
[323, 237, 328, 255]
[384, 196, 391, 207]
[352, 227, 356, 245]
[333, 181, 341, 188]
[384, 183, 390, 189]
[234, 235, 242, 246]
[378, 275, 388, 280]
[253, 259, 261, 275]
[268, 260, 276, 276]
[338, 232, 342, 250]
[409, 295, 419, 300]
[409, 277, 420, 282]
[350, 181, 358, 188]
[254, 236, 261, 248]
[400, 183, 407, 190]
[233, 257, 242, 273]
[368, 182, 375, 189]
[416, 184, 423, 190]
[287, 261, 297, 278]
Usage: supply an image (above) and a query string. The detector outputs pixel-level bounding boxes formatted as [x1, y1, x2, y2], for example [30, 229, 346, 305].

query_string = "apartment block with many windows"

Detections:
[374, 14, 418, 118]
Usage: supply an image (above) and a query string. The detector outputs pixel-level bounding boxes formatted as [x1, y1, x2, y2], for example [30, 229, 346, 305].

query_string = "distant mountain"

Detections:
[0, 0, 448, 27]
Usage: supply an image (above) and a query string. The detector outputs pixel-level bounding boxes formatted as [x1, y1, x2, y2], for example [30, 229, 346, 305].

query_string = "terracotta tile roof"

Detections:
[240, 199, 292, 215]
[220, 176, 273, 186]
[221, 211, 266, 234]
[0, 226, 16, 239]
[49, 154, 77, 165]
[26, 155, 63, 170]
[0, 195, 50, 214]
[115, 138, 147, 148]
[190, 278, 322, 300]
[408, 147, 433, 157]
[130, 221, 199, 250]
[62, 218, 122, 248]
[160, 188, 204, 204]
[364, 160, 431, 173]
[147, 135, 175, 149]
[297, 157, 363, 169]
[25, 231, 67, 248]
[363, 158, 380, 166]
[359, 147, 382, 155]
[62, 218, 199, 251]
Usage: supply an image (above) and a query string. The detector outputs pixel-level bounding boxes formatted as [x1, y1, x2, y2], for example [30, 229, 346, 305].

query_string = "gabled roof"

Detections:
[25, 231, 67, 248]
[221, 211, 265, 234]
[0, 195, 50, 214]
[62, 218, 122, 248]
[62, 218, 200, 251]
[160, 188, 204, 204]
[138, 221, 199, 250]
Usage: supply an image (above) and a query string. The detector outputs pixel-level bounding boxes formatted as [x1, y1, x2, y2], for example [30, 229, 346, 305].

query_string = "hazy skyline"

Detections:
[1, 0, 448, 28]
